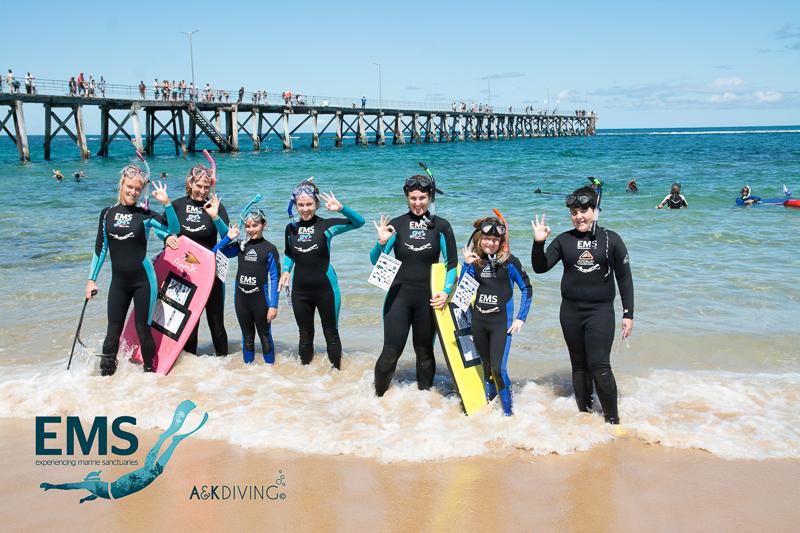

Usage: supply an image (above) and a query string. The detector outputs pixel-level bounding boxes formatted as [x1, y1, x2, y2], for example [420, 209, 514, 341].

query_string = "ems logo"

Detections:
[298, 226, 315, 234]
[577, 251, 595, 266]
[186, 205, 203, 215]
[577, 240, 597, 250]
[409, 220, 428, 230]
[478, 293, 498, 304]
[245, 249, 258, 262]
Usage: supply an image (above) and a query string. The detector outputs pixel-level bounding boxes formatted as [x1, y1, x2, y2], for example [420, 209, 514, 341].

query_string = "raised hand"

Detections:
[319, 191, 342, 212]
[373, 214, 396, 245]
[204, 193, 221, 219]
[531, 213, 551, 242]
[152, 181, 170, 206]
[463, 244, 480, 265]
[226, 223, 239, 240]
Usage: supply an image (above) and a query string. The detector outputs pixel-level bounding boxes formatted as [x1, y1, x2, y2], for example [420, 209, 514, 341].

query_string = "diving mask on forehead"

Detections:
[565, 194, 596, 209]
[288, 177, 316, 226]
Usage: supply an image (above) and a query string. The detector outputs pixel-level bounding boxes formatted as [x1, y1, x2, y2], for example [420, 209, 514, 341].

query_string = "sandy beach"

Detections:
[4, 418, 797, 532]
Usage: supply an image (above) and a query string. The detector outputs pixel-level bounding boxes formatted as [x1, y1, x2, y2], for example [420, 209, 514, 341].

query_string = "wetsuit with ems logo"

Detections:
[89, 203, 179, 373]
[156, 196, 230, 355]
[460, 254, 532, 415]
[370, 211, 458, 395]
[215, 235, 280, 364]
[283, 206, 365, 369]
[531, 226, 634, 423]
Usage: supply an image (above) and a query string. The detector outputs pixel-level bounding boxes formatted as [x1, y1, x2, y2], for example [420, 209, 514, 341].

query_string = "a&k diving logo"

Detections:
[188, 471, 287, 502]
[39, 400, 208, 504]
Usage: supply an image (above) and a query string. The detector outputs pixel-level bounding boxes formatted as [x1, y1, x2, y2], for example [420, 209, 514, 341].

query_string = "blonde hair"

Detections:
[185, 165, 212, 196]
[469, 217, 509, 267]
[117, 165, 147, 205]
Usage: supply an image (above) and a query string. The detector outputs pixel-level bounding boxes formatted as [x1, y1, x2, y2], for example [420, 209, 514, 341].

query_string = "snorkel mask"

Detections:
[287, 177, 317, 226]
[130, 150, 151, 209]
[239, 194, 264, 250]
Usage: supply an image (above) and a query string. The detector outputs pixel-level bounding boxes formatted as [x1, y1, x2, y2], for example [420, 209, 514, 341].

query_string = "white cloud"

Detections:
[754, 90, 783, 103]
[556, 89, 574, 99]
[711, 77, 743, 87]
[710, 92, 738, 102]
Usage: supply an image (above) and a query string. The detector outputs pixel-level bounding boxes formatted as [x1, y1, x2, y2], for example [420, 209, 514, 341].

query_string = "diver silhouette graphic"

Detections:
[40, 400, 207, 503]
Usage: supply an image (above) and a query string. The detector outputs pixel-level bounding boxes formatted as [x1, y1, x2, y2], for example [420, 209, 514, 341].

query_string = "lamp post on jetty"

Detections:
[181, 29, 199, 89]
[373, 62, 382, 112]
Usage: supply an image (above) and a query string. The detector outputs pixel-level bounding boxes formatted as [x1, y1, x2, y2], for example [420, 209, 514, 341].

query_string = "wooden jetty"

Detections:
[0, 88, 596, 161]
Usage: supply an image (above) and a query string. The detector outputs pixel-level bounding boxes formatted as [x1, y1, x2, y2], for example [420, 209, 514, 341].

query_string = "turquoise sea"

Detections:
[0, 126, 798, 461]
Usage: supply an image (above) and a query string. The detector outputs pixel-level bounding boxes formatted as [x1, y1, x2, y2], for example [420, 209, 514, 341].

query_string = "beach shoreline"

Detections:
[4, 417, 797, 532]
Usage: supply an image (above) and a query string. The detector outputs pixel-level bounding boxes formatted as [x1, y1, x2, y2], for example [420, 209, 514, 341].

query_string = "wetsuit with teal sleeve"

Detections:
[460, 253, 532, 415]
[282, 205, 364, 369]
[531, 226, 634, 423]
[155, 196, 230, 356]
[370, 211, 458, 396]
[215, 235, 280, 364]
[89, 202, 179, 375]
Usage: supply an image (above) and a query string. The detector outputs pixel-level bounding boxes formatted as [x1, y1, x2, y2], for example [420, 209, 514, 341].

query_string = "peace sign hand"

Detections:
[373, 214, 396, 245]
[319, 191, 342, 212]
[531, 213, 551, 242]
[152, 181, 170, 206]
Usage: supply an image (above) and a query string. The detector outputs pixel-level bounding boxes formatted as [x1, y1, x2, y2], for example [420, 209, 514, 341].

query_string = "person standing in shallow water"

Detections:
[656, 182, 687, 209]
[530, 186, 634, 424]
[279, 179, 365, 369]
[370, 174, 458, 396]
[156, 164, 230, 356]
[86, 166, 179, 375]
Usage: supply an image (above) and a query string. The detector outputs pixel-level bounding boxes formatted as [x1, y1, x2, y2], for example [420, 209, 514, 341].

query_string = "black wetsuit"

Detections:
[89, 203, 179, 374]
[283, 206, 364, 369]
[216, 235, 280, 363]
[157, 196, 230, 355]
[659, 193, 687, 209]
[370, 211, 458, 396]
[461, 254, 532, 415]
[531, 226, 634, 423]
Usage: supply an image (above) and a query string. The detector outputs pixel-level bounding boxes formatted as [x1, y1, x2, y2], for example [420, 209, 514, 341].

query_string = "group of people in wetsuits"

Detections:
[87, 163, 634, 424]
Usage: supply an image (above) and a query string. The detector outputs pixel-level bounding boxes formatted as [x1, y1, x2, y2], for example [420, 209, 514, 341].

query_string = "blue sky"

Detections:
[4, 0, 799, 130]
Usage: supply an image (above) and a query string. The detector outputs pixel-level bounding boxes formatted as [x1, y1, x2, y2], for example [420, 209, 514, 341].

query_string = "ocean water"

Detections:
[0, 126, 798, 462]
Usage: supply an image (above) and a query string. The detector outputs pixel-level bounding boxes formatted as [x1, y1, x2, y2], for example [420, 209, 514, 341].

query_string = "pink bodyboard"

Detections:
[120, 236, 216, 374]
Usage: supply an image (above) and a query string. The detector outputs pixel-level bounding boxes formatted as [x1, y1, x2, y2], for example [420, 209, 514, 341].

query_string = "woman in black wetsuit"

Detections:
[278, 179, 364, 369]
[370, 174, 458, 396]
[85, 165, 179, 375]
[158, 164, 230, 356]
[530, 186, 634, 424]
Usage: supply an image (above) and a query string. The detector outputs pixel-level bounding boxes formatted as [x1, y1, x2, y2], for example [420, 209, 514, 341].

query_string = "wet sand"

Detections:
[2, 418, 797, 532]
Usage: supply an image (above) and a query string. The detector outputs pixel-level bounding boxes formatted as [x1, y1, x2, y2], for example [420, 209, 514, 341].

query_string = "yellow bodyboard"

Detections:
[431, 263, 488, 416]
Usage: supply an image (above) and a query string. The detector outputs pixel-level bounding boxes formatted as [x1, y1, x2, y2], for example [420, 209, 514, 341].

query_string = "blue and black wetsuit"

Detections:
[283, 206, 364, 369]
[461, 253, 532, 415]
[215, 235, 280, 364]
[370, 211, 458, 395]
[156, 196, 230, 356]
[89, 203, 179, 375]
[531, 226, 634, 423]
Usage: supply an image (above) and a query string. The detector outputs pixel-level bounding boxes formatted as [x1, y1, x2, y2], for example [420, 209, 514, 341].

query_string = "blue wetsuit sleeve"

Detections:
[439, 221, 458, 295]
[146, 203, 180, 235]
[89, 208, 109, 281]
[531, 234, 563, 273]
[213, 235, 239, 258]
[509, 257, 533, 322]
[282, 224, 294, 273]
[457, 262, 475, 283]
[213, 216, 229, 237]
[266, 248, 280, 308]
[324, 205, 365, 238]
[370, 233, 396, 265]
